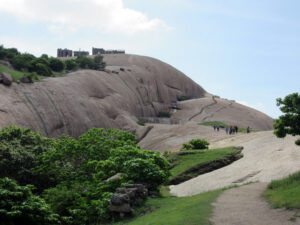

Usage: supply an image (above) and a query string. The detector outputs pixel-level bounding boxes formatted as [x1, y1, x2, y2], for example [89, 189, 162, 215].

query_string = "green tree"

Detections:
[0, 178, 60, 225]
[274, 93, 300, 145]
[0, 126, 56, 189]
[49, 58, 65, 72]
[11, 53, 35, 70]
[65, 59, 78, 71]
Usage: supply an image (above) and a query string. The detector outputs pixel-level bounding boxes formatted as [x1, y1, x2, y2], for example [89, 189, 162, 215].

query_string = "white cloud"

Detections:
[0, 0, 170, 35]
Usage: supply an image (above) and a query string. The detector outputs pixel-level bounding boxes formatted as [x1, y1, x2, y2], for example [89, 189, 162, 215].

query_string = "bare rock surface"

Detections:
[0, 54, 273, 139]
[170, 131, 300, 196]
[210, 182, 298, 225]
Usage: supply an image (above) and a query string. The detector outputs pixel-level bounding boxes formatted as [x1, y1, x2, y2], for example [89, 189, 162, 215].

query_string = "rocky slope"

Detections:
[0, 54, 273, 139]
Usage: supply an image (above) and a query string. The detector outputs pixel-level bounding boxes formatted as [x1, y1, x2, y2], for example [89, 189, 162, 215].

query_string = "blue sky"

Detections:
[0, 0, 299, 118]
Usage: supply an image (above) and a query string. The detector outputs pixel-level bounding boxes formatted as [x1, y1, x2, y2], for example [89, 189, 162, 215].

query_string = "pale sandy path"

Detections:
[210, 182, 298, 225]
[170, 131, 300, 196]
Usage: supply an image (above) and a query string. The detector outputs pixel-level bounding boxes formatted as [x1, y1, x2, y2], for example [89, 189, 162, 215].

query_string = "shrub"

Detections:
[49, 58, 65, 72]
[34, 63, 52, 76]
[0, 126, 55, 189]
[0, 177, 60, 225]
[11, 54, 35, 70]
[75, 56, 95, 69]
[296, 139, 300, 146]
[177, 96, 189, 101]
[158, 111, 171, 118]
[65, 59, 78, 71]
[181, 139, 210, 150]
[137, 120, 145, 126]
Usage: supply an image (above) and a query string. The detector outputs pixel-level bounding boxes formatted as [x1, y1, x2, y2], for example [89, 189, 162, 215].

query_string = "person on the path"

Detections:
[235, 126, 238, 133]
[213, 125, 216, 131]
[217, 125, 220, 131]
[229, 126, 233, 135]
[247, 126, 250, 133]
[225, 127, 229, 134]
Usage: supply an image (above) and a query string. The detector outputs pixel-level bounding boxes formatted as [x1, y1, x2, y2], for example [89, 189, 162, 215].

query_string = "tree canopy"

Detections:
[273, 92, 300, 145]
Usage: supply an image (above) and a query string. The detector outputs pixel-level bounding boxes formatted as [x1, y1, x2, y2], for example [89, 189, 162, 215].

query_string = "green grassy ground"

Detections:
[0, 63, 24, 81]
[114, 189, 222, 225]
[199, 121, 256, 133]
[263, 171, 300, 210]
[167, 147, 239, 181]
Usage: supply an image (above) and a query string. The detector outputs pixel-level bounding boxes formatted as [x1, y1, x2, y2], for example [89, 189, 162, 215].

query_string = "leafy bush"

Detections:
[0, 126, 55, 189]
[75, 56, 95, 69]
[158, 111, 171, 118]
[0, 126, 170, 224]
[49, 58, 65, 72]
[177, 96, 189, 101]
[137, 120, 145, 126]
[65, 59, 78, 71]
[11, 54, 35, 71]
[181, 139, 210, 150]
[296, 139, 300, 146]
[0, 177, 60, 225]
[34, 63, 52, 76]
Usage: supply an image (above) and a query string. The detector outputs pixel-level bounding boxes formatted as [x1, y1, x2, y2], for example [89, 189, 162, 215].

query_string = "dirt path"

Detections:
[210, 182, 298, 225]
[170, 131, 300, 196]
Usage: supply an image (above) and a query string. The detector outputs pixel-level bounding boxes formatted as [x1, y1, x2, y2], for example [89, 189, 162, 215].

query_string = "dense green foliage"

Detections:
[181, 139, 210, 150]
[114, 189, 222, 225]
[264, 172, 300, 210]
[274, 93, 300, 145]
[0, 178, 60, 225]
[0, 45, 106, 82]
[0, 126, 170, 224]
[0, 126, 55, 189]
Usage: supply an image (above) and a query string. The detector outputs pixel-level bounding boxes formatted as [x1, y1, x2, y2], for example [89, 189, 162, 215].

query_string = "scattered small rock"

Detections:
[20, 76, 31, 83]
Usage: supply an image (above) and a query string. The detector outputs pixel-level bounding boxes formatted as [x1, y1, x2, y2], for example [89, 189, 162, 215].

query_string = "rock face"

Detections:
[1, 72, 13, 86]
[0, 54, 273, 140]
[0, 54, 206, 137]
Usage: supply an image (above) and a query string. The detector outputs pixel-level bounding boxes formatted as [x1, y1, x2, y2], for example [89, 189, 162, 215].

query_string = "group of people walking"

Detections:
[213, 124, 251, 134]
[225, 126, 238, 135]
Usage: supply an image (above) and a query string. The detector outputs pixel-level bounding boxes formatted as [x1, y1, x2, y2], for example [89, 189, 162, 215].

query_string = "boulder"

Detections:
[1, 72, 13, 86]
[20, 76, 31, 83]
[109, 203, 132, 213]
[104, 173, 122, 183]
[111, 193, 129, 206]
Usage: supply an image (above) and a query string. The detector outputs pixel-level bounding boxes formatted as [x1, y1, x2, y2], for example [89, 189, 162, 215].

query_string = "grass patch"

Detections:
[0, 63, 24, 81]
[113, 189, 222, 225]
[167, 147, 242, 183]
[263, 171, 300, 210]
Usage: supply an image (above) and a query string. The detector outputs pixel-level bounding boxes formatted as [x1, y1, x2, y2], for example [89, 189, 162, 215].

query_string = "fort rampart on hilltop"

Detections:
[57, 47, 125, 57]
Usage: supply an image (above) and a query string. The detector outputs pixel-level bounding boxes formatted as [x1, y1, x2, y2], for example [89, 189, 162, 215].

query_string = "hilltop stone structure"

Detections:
[92, 47, 125, 55]
[73, 51, 89, 57]
[57, 48, 73, 57]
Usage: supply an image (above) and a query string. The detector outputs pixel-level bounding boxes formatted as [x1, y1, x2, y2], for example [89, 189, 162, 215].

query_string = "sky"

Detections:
[0, 0, 299, 118]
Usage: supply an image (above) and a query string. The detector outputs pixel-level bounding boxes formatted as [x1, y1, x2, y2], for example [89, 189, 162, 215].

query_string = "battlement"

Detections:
[57, 47, 125, 57]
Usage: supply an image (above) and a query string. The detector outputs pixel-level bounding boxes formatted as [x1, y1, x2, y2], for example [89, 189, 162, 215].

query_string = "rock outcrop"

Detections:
[0, 54, 273, 140]
[109, 184, 148, 219]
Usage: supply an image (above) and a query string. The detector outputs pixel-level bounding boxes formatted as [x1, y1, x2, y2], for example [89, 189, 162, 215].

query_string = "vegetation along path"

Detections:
[210, 182, 297, 225]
